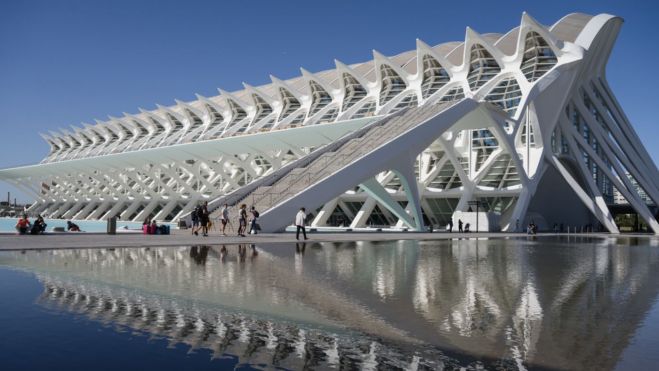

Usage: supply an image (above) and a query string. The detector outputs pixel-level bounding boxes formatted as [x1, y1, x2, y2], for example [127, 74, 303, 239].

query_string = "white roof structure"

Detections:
[1, 12, 657, 234]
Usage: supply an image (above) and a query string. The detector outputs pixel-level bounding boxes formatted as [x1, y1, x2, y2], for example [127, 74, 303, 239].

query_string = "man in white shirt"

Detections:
[221, 204, 230, 236]
[295, 207, 308, 240]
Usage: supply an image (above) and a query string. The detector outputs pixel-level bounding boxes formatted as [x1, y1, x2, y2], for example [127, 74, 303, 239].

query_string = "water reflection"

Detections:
[1, 236, 659, 370]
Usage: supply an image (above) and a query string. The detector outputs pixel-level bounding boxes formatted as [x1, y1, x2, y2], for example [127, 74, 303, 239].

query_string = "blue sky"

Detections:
[0, 0, 657, 203]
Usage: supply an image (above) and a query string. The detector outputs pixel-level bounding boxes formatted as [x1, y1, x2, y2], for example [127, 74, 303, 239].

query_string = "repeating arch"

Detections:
[341, 73, 367, 112]
[520, 31, 558, 82]
[420, 55, 451, 99]
[466, 44, 501, 91]
[378, 64, 407, 106]
[278, 87, 301, 121]
[308, 80, 333, 118]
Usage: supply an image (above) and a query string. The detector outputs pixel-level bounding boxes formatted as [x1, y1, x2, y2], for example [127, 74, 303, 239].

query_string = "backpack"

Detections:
[253, 210, 260, 218]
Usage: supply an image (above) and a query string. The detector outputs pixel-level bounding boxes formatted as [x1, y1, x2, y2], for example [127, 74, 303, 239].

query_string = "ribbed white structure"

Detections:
[0, 12, 657, 233]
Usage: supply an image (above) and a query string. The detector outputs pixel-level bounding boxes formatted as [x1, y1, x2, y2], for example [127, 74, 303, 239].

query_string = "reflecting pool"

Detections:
[1, 236, 659, 370]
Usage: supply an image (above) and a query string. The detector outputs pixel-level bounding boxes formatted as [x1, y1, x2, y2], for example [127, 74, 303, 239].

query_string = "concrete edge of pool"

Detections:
[0, 231, 656, 251]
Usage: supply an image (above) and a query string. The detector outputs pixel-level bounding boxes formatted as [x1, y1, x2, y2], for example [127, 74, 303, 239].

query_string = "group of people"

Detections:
[446, 219, 469, 233]
[15, 215, 82, 235]
[142, 217, 169, 235]
[190, 202, 211, 237]
[188, 203, 309, 240]
[15, 215, 47, 235]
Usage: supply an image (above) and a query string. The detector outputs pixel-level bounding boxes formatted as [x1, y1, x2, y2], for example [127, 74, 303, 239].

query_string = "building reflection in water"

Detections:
[1, 236, 658, 370]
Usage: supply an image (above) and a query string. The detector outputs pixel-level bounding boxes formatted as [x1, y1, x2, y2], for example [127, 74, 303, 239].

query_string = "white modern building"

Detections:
[0, 12, 657, 233]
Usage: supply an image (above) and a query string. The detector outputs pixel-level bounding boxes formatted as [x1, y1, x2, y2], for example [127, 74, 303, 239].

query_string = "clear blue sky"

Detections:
[0, 0, 657, 203]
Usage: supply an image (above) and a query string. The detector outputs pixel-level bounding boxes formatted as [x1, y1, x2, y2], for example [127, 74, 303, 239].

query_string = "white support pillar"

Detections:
[392, 157, 425, 231]
[133, 199, 160, 222]
[101, 200, 126, 220]
[120, 201, 142, 221]
[349, 197, 377, 228]
[359, 177, 415, 228]
[546, 154, 619, 233]
[311, 197, 339, 227]
[87, 200, 112, 220]
[49, 201, 74, 219]
[73, 201, 99, 220]
[153, 199, 179, 221]
[62, 202, 85, 220]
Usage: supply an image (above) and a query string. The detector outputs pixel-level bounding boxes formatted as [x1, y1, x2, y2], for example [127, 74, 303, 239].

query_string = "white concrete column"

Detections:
[311, 198, 339, 227]
[359, 177, 414, 228]
[349, 197, 376, 228]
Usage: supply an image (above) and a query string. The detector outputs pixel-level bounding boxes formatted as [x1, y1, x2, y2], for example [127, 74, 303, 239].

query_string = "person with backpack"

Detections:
[191, 205, 200, 235]
[249, 206, 259, 235]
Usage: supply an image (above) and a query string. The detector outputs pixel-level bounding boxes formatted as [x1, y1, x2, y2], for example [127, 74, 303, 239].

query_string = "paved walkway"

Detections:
[0, 229, 653, 251]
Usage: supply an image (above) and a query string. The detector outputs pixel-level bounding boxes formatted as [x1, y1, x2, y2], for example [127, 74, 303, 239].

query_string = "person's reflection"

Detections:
[238, 244, 247, 262]
[189, 245, 210, 265]
[250, 244, 258, 261]
[295, 242, 306, 255]
[220, 245, 228, 263]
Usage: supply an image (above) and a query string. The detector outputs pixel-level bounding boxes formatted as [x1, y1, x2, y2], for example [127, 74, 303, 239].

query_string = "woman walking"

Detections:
[237, 204, 247, 237]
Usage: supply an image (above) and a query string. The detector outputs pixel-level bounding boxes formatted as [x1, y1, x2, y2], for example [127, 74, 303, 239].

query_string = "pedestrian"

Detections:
[295, 207, 308, 240]
[249, 206, 259, 235]
[200, 201, 210, 237]
[221, 203, 230, 236]
[448, 219, 453, 232]
[191, 205, 200, 235]
[458, 219, 463, 233]
[238, 204, 247, 237]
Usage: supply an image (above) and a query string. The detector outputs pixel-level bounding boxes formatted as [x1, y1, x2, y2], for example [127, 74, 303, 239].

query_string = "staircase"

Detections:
[213, 99, 473, 231]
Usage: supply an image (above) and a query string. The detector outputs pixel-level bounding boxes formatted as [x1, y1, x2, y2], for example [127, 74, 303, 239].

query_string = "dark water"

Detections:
[1, 236, 658, 370]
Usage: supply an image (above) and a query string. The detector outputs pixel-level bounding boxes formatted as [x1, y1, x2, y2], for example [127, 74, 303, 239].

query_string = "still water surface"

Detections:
[1, 236, 658, 370]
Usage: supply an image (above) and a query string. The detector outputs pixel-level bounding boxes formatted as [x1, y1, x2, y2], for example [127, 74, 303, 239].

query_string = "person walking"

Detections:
[458, 219, 463, 233]
[237, 204, 247, 237]
[295, 207, 308, 240]
[200, 201, 210, 237]
[249, 206, 259, 235]
[220, 203, 230, 236]
[448, 219, 453, 233]
[191, 205, 200, 235]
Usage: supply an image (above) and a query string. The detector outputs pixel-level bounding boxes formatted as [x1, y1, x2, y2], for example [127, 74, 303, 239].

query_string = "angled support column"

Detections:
[87, 200, 113, 220]
[391, 155, 425, 231]
[73, 201, 99, 220]
[153, 199, 179, 221]
[546, 154, 619, 233]
[102, 200, 127, 220]
[120, 201, 143, 220]
[359, 178, 414, 228]
[311, 197, 339, 227]
[62, 202, 85, 220]
[349, 197, 376, 228]
[133, 199, 160, 222]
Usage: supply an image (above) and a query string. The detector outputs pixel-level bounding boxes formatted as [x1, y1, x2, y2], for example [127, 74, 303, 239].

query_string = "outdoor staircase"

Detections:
[211, 99, 470, 231]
